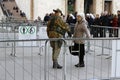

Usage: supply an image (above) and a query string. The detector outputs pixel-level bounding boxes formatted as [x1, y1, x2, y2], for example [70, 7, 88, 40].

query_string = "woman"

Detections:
[73, 13, 91, 67]
[112, 14, 118, 37]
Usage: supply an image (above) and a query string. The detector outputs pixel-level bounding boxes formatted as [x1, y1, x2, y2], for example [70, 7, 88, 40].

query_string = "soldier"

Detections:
[47, 8, 71, 69]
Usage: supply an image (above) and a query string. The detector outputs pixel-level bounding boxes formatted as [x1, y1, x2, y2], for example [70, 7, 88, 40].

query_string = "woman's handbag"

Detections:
[69, 44, 79, 56]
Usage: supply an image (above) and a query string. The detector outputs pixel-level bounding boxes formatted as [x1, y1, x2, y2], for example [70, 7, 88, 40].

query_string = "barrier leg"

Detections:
[38, 46, 44, 56]
[10, 42, 16, 57]
[97, 40, 109, 56]
[86, 40, 93, 54]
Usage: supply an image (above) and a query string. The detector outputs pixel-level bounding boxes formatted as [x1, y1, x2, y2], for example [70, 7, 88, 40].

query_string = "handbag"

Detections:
[69, 44, 79, 56]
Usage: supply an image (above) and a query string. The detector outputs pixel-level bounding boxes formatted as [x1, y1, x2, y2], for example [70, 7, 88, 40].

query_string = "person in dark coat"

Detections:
[86, 14, 94, 35]
[100, 12, 109, 37]
[43, 13, 50, 25]
[93, 14, 101, 37]
[107, 14, 114, 37]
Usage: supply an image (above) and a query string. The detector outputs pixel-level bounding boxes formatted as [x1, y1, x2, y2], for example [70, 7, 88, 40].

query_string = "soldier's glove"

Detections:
[67, 31, 72, 37]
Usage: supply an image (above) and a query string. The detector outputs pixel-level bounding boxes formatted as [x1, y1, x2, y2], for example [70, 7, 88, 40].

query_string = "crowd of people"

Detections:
[13, 6, 26, 17]
[44, 10, 120, 37]
[88, 11, 120, 37]
[1, 1, 26, 18]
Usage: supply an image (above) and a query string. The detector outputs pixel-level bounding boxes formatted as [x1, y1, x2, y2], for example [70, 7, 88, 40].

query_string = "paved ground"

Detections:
[0, 26, 114, 80]
[0, 40, 112, 80]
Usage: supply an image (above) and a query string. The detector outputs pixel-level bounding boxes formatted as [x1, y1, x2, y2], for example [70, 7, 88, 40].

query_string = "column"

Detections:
[30, 0, 34, 20]
[65, 0, 68, 16]
[75, 0, 84, 13]
[93, 0, 104, 15]
[112, 0, 119, 14]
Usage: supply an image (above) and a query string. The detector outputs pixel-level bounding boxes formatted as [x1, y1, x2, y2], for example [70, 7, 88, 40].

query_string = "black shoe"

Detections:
[53, 62, 62, 69]
[75, 63, 85, 67]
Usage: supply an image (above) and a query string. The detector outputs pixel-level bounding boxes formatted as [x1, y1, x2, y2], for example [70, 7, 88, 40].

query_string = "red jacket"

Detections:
[112, 17, 118, 27]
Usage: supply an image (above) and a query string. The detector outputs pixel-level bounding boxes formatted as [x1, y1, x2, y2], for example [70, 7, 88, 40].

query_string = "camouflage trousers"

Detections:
[50, 40, 63, 61]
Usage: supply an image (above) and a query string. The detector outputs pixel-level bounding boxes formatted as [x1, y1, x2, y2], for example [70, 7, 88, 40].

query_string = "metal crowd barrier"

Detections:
[0, 19, 120, 80]
[0, 38, 120, 80]
[0, 19, 45, 56]
[68, 24, 120, 38]
[90, 25, 120, 38]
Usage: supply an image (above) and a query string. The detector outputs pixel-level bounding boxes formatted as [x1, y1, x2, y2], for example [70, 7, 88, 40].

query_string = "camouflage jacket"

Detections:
[47, 15, 70, 38]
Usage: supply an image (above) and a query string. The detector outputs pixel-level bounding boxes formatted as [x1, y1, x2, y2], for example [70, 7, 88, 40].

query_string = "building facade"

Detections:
[15, 0, 120, 20]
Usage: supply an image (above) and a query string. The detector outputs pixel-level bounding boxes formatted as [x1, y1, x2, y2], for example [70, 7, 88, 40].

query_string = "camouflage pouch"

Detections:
[56, 27, 66, 35]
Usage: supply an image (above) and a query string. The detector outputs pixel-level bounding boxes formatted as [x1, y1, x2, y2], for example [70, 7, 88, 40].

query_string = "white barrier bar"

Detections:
[111, 40, 120, 78]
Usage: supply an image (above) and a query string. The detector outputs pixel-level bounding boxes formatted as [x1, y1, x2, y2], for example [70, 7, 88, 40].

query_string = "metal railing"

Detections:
[0, 38, 120, 80]
[0, 20, 120, 80]
[90, 25, 120, 38]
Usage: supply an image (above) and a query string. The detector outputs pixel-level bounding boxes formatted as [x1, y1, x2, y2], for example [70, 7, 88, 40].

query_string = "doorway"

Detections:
[104, 1, 112, 14]
[84, 0, 93, 14]
[67, 0, 76, 13]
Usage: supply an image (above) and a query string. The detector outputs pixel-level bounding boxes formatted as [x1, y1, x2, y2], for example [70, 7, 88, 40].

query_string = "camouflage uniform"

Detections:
[47, 14, 70, 62]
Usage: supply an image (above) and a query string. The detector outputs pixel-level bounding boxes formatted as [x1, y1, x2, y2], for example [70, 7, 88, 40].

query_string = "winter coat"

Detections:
[112, 17, 118, 27]
[73, 19, 90, 44]
[112, 17, 118, 30]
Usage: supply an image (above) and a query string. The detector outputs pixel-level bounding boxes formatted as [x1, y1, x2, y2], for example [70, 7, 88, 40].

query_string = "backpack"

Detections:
[49, 16, 66, 35]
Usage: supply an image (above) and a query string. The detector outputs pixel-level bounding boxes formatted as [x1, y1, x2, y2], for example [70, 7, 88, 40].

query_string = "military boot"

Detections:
[53, 61, 62, 69]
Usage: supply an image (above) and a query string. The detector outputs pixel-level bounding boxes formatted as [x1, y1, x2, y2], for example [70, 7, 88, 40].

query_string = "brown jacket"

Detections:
[73, 19, 90, 44]
[47, 15, 70, 38]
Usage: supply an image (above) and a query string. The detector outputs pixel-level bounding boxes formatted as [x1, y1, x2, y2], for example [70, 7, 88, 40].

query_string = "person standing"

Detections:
[117, 10, 120, 27]
[117, 10, 120, 37]
[93, 14, 101, 37]
[43, 13, 50, 25]
[47, 8, 71, 69]
[112, 15, 118, 37]
[73, 13, 90, 67]
[100, 11, 109, 37]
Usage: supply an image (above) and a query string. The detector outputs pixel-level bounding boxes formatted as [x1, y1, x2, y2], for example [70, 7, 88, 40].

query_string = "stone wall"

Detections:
[112, 0, 120, 14]
[34, 0, 65, 20]
[15, 0, 120, 20]
[94, 0, 103, 15]
[75, 0, 84, 13]
[16, 0, 65, 20]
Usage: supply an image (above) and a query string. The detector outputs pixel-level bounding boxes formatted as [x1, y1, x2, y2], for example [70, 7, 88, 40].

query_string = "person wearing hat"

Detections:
[47, 8, 71, 69]
[73, 13, 90, 67]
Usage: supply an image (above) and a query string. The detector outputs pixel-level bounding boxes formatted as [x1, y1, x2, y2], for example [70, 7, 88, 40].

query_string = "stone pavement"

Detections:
[0, 25, 115, 80]
[0, 40, 112, 80]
